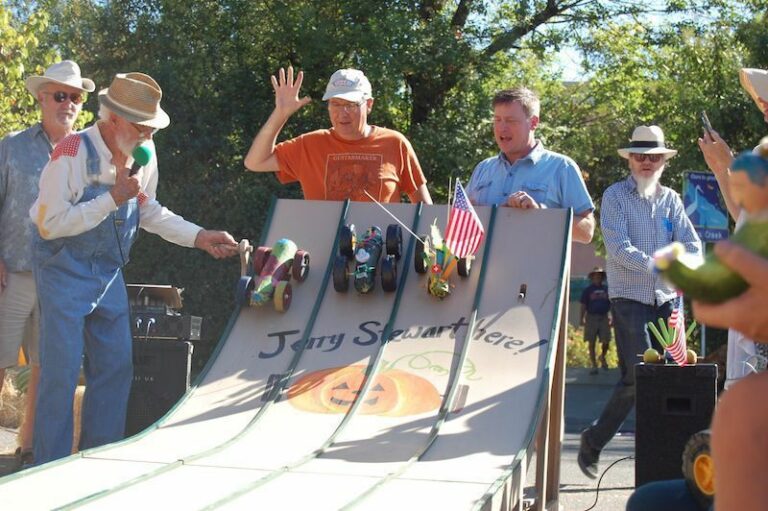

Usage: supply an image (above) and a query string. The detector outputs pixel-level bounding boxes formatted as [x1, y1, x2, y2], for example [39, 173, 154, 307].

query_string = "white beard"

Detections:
[115, 131, 137, 159]
[635, 174, 660, 198]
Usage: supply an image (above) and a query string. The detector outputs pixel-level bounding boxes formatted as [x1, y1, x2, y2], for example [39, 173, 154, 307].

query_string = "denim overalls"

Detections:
[32, 132, 139, 464]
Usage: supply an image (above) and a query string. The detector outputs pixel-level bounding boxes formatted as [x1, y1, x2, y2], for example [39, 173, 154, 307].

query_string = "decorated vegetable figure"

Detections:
[235, 238, 310, 312]
[414, 221, 472, 299]
[654, 144, 768, 303]
[332, 224, 402, 294]
[647, 317, 698, 366]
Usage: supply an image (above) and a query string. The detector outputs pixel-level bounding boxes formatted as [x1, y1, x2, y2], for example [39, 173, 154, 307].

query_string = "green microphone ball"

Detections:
[130, 144, 152, 175]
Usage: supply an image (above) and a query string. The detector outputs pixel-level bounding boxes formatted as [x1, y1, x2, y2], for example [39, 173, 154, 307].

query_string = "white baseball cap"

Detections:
[322, 69, 373, 102]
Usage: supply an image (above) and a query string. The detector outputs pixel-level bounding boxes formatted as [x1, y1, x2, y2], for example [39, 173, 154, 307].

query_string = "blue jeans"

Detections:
[584, 298, 671, 451]
[626, 479, 711, 511]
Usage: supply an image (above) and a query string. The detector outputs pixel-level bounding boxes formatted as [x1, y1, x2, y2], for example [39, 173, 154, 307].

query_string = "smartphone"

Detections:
[700, 110, 713, 136]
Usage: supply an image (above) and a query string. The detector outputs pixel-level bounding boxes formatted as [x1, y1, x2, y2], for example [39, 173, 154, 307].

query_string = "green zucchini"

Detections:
[654, 220, 768, 303]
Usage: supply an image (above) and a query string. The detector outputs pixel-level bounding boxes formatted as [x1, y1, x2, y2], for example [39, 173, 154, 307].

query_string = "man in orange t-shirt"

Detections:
[244, 67, 432, 204]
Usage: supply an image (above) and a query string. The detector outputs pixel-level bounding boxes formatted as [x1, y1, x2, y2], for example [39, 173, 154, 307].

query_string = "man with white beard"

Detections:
[29, 72, 238, 465]
[577, 125, 701, 479]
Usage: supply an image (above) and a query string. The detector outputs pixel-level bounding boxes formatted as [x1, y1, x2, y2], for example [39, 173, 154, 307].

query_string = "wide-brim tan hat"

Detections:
[25, 60, 95, 97]
[739, 68, 768, 113]
[98, 72, 170, 129]
[617, 125, 678, 159]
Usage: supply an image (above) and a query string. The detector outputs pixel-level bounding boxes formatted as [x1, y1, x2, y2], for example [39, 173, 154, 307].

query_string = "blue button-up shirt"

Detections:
[601, 176, 702, 306]
[0, 124, 54, 272]
[465, 141, 594, 214]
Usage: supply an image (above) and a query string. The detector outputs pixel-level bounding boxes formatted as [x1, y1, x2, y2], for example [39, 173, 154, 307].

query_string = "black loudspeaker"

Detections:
[125, 340, 193, 437]
[634, 363, 717, 487]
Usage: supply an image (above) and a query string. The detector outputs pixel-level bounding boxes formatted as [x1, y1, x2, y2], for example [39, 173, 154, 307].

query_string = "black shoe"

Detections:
[577, 431, 600, 479]
[13, 447, 34, 471]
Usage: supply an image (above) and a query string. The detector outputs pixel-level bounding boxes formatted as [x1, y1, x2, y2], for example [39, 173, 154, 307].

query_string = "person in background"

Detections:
[0, 60, 95, 468]
[465, 87, 595, 244]
[30, 72, 238, 465]
[244, 66, 432, 204]
[580, 267, 612, 375]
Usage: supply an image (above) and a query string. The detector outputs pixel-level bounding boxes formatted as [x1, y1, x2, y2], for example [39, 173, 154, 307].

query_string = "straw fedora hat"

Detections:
[617, 125, 677, 159]
[739, 68, 768, 113]
[98, 72, 170, 129]
[25, 60, 95, 97]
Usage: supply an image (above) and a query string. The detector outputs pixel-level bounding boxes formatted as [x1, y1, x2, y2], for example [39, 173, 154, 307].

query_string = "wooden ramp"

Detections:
[0, 199, 572, 511]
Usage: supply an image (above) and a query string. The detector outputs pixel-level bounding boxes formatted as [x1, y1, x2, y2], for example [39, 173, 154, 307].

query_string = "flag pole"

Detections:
[362, 191, 423, 242]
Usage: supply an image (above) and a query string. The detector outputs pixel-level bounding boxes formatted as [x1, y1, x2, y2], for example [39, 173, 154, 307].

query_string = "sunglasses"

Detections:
[44, 91, 86, 104]
[630, 153, 663, 163]
[129, 122, 158, 139]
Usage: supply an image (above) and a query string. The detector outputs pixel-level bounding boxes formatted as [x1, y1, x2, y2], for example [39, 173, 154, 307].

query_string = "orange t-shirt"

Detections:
[274, 126, 427, 202]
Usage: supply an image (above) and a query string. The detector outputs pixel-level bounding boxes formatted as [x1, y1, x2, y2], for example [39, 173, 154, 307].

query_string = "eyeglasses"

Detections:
[630, 153, 663, 163]
[129, 122, 158, 139]
[328, 100, 365, 112]
[43, 91, 86, 104]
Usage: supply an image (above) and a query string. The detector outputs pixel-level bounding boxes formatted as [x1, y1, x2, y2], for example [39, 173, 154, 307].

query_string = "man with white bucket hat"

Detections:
[244, 66, 432, 203]
[0, 60, 94, 468]
[577, 125, 701, 480]
[29, 71, 238, 465]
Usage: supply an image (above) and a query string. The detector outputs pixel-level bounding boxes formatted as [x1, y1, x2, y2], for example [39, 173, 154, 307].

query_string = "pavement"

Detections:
[0, 367, 636, 509]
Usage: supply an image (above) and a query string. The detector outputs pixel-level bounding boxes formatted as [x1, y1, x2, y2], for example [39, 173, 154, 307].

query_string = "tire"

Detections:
[332, 255, 349, 292]
[339, 224, 356, 259]
[457, 256, 471, 277]
[386, 224, 402, 260]
[292, 250, 310, 282]
[253, 247, 272, 275]
[682, 429, 714, 510]
[414, 233, 429, 274]
[235, 276, 254, 305]
[381, 255, 398, 292]
[273, 281, 292, 312]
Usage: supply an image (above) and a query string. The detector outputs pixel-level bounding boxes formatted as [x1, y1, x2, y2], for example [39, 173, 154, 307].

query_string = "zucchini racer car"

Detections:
[332, 224, 402, 293]
[235, 238, 310, 312]
[414, 222, 471, 299]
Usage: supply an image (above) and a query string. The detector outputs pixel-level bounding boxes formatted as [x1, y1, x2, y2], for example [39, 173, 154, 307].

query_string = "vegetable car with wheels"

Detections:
[414, 222, 472, 299]
[332, 224, 402, 294]
[235, 238, 310, 312]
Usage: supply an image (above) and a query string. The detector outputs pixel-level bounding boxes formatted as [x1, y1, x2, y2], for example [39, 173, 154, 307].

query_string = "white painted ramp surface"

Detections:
[0, 199, 571, 510]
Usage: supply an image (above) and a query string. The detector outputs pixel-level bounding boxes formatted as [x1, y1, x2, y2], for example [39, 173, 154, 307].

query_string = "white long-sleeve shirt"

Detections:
[30, 124, 201, 247]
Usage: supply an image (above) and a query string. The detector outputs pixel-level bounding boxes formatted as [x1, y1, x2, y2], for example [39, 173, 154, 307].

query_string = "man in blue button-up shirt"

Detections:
[0, 60, 94, 466]
[578, 125, 702, 480]
[466, 87, 595, 243]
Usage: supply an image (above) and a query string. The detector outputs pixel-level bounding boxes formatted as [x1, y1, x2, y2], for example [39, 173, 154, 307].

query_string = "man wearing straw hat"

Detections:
[0, 60, 94, 468]
[577, 125, 701, 480]
[29, 72, 238, 465]
[580, 267, 612, 375]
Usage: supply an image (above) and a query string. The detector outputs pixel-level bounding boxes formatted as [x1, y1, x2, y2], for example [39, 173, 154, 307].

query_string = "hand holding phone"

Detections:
[701, 110, 713, 137]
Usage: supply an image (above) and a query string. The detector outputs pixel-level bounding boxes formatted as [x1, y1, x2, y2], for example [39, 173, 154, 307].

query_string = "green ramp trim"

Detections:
[340, 205, 499, 509]
[200, 202, 424, 510]
[55, 199, 350, 510]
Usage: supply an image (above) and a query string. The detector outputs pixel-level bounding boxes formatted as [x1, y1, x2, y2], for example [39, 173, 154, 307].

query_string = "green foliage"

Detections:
[566, 324, 619, 369]
[14, 0, 766, 366]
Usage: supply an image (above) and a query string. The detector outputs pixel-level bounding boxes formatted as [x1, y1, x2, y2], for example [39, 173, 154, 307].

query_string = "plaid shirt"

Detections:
[601, 176, 701, 306]
[0, 124, 53, 272]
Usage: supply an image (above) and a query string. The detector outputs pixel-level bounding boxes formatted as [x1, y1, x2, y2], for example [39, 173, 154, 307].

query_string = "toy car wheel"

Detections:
[386, 224, 402, 260]
[292, 250, 310, 282]
[273, 281, 292, 312]
[457, 256, 472, 277]
[381, 255, 398, 292]
[235, 276, 254, 305]
[253, 247, 272, 275]
[339, 224, 356, 259]
[682, 429, 714, 510]
[332, 255, 349, 292]
[414, 233, 429, 274]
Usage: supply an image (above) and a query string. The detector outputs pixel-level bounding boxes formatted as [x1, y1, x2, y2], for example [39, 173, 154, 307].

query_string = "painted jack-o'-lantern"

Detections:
[288, 365, 441, 417]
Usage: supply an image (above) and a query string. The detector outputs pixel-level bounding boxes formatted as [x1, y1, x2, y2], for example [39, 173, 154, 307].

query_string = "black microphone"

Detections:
[130, 145, 152, 176]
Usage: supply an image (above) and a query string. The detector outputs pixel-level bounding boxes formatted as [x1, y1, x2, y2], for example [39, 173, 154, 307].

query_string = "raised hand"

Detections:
[271, 66, 311, 118]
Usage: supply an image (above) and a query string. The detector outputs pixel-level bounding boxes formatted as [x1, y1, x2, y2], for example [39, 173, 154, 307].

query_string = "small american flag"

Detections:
[666, 295, 688, 366]
[445, 181, 484, 258]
